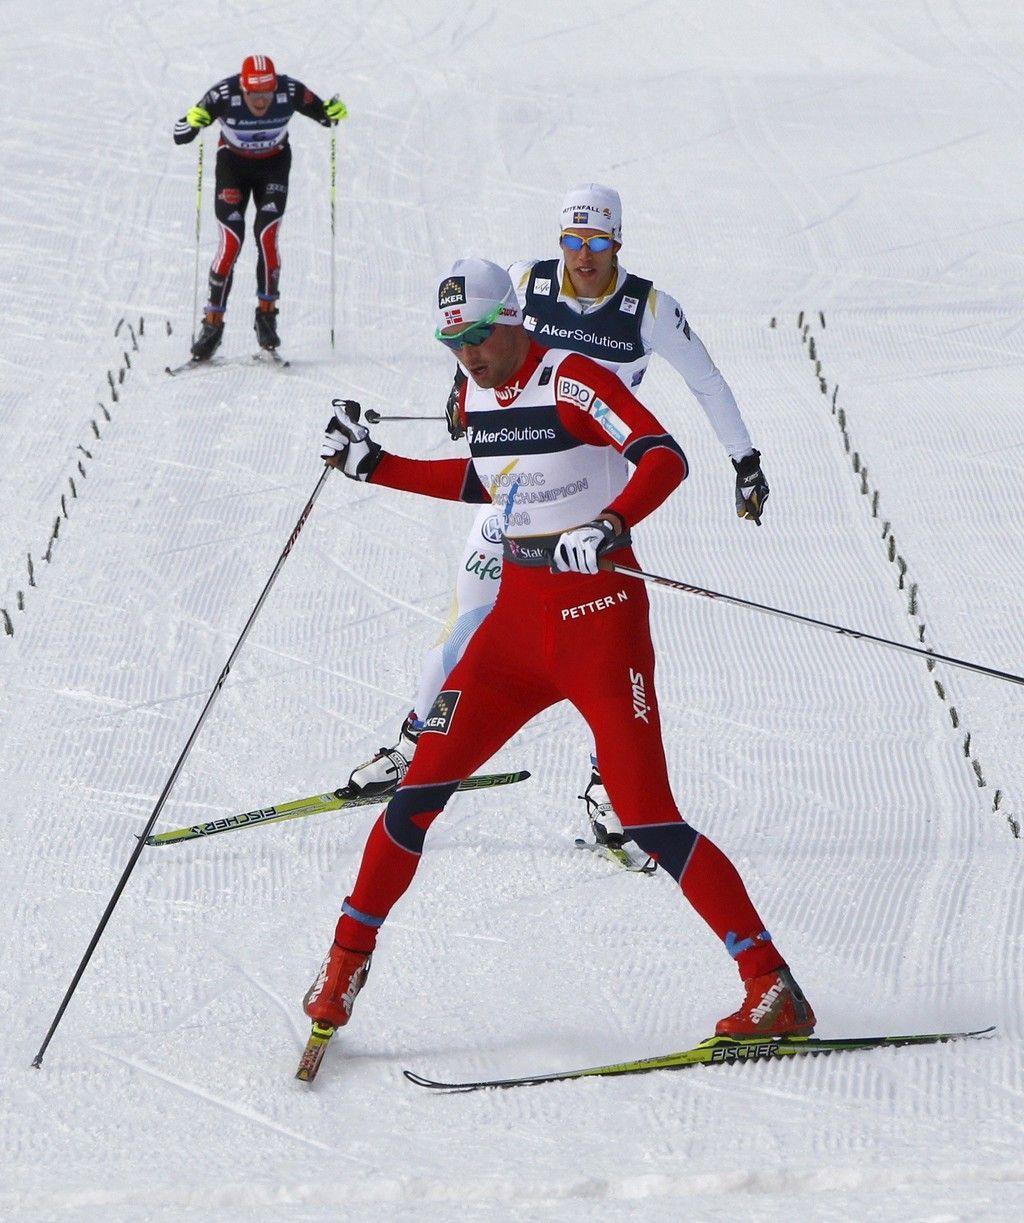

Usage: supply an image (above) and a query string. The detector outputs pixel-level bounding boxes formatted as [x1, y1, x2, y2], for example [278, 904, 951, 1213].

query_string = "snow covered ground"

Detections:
[2, 2, 1022, 1219]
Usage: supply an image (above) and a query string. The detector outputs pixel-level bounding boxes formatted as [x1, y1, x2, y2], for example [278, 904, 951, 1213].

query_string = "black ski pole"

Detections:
[364, 409, 444, 425]
[604, 561, 1024, 689]
[32, 462, 336, 1068]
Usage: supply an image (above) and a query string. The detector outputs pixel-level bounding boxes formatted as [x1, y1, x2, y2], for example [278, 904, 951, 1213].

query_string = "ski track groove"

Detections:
[88, 1044, 345, 1158]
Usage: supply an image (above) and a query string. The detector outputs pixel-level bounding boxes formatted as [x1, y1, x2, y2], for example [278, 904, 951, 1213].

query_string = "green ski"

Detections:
[146, 770, 531, 846]
[403, 1026, 995, 1092]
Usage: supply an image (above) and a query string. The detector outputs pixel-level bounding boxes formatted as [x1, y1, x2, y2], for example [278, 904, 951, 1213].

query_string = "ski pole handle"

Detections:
[330, 398, 362, 425]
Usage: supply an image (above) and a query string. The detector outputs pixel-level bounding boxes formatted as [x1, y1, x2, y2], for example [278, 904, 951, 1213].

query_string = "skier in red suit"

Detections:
[304, 258, 815, 1040]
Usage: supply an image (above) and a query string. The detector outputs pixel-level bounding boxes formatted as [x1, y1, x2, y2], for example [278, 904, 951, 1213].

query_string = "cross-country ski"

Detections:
[145, 770, 531, 845]
[403, 1027, 997, 1092]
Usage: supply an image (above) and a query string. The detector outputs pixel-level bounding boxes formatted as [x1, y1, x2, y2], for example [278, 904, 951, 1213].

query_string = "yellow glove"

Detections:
[186, 106, 212, 128]
[324, 97, 348, 123]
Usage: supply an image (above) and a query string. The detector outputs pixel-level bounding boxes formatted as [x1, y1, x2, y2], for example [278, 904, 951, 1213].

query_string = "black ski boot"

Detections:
[191, 313, 224, 361]
[254, 304, 280, 350]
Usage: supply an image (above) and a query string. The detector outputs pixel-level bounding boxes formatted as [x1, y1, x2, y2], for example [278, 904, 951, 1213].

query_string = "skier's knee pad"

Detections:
[629, 821, 700, 883]
[383, 781, 460, 854]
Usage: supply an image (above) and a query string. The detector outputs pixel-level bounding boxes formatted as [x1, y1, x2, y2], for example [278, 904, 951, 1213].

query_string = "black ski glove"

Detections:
[445, 367, 468, 440]
[733, 449, 769, 524]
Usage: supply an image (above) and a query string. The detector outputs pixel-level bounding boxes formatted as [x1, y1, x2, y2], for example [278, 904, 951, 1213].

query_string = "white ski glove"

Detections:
[321, 400, 383, 481]
[552, 518, 620, 576]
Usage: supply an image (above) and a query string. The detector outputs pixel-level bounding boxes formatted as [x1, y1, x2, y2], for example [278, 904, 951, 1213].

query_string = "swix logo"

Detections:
[629, 668, 649, 722]
[495, 380, 523, 404]
[750, 981, 785, 1023]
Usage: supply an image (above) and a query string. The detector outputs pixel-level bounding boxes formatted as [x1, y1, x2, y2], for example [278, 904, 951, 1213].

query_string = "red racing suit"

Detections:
[334, 341, 786, 983]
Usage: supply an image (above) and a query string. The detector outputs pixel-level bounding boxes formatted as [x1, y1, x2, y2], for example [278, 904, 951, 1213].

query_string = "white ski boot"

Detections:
[580, 757, 627, 848]
[345, 712, 421, 797]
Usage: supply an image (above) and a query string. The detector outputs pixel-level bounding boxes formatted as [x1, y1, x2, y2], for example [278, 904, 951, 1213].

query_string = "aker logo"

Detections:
[422, 689, 461, 734]
[438, 276, 466, 309]
[218, 188, 243, 205]
[556, 376, 593, 408]
[629, 668, 650, 723]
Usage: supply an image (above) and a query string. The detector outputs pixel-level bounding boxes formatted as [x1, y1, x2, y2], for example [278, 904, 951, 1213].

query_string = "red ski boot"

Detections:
[716, 967, 816, 1038]
[303, 943, 372, 1028]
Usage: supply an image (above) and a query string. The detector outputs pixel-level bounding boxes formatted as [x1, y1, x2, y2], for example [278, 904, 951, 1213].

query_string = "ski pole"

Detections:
[364, 410, 444, 425]
[190, 141, 204, 346]
[604, 562, 1024, 690]
[31, 457, 339, 1068]
[329, 128, 337, 350]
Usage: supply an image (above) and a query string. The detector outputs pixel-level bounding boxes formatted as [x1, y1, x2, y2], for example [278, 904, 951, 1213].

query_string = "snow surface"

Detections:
[2, 2, 1023, 1219]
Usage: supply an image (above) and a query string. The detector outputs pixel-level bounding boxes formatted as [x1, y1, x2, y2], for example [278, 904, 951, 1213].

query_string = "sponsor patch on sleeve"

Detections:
[590, 398, 630, 445]
[556, 375, 594, 408]
[421, 689, 462, 734]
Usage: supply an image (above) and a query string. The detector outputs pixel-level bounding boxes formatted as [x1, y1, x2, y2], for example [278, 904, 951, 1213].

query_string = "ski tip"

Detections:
[402, 1069, 467, 1091]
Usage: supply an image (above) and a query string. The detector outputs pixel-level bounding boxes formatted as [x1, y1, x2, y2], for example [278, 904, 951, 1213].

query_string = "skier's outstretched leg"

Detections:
[306, 602, 556, 1029]
[562, 568, 814, 1038]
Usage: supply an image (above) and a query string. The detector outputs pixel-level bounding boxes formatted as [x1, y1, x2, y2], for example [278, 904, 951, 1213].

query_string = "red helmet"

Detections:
[240, 55, 277, 93]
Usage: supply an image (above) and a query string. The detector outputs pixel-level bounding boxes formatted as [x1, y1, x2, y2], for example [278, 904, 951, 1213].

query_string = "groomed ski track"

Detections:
[1, 3, 1022, 1220]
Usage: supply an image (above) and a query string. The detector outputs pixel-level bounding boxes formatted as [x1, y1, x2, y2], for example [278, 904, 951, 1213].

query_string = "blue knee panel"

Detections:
[630, 821, 700, 883]
[383, 781, 460, 854]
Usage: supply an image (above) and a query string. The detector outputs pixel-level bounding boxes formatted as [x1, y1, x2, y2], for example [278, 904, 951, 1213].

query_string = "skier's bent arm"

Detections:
[552, 352, 688, 529]
[646, 289, 753, 462]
